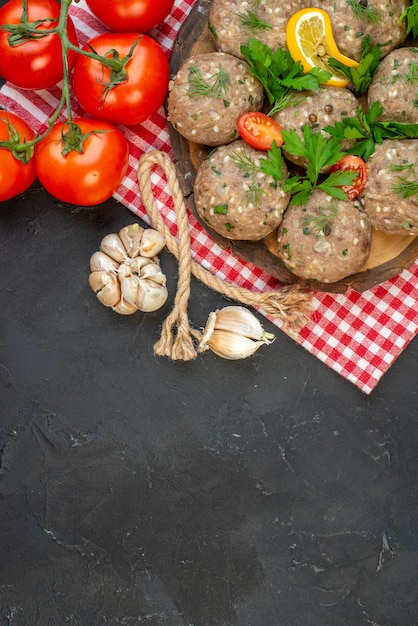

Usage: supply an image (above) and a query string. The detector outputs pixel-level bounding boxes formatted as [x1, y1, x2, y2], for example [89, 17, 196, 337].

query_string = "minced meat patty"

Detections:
[194, 140, 290, 240]
[367, 48, 418, 124]
[272, 87, 360, 171]
[208, 1, 408, 63]
[277, 190, 372, 283]
[208, 0, 306, 60]
[314, 0, 409, 61]
[167, 52, 264, 147]
[360, 139, 418, 236]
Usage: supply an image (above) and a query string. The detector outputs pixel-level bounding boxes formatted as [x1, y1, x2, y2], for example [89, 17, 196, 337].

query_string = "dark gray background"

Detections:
[1, 177, 417, 626]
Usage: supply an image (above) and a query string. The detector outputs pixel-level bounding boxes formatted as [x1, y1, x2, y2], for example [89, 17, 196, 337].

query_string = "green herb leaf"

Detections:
[400, 0, 418, 39]
[303, 201, 339, 236]
[282, 126, 345, 185]
[392, 177, 418, 201]
[346, 0, 384, 24]
[318, 170, 358, 199]
[187, 64, 232, 99]
[239, 10, 272, 33]
[324, 102, 418, 160]
[259, 128, 356, 205]
[240, 39, 331, 112]
[328, 35, 381, 95]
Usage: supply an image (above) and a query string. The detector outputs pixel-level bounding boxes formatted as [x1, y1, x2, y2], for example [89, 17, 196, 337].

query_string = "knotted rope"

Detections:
[137, 150, 312, 360]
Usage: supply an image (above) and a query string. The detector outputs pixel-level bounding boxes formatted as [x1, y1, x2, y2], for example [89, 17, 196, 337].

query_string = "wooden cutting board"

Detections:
[167, 0, 418, 293]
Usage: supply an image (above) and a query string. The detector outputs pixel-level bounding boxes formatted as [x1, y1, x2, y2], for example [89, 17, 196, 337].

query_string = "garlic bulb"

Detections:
[88, 224, 168, 315]
[198, 306, 275, 359]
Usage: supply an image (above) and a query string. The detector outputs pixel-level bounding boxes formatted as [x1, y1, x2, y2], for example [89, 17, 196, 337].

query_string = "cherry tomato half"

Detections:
[330, 155, 368, 200]
[85, 0, 174, 33]
[0, 111, 37, 202]
[72, 33, 169, 126]
[0, 0, 79, 90]
[34, 119, 129, 206]
[237, 112, 284, 151]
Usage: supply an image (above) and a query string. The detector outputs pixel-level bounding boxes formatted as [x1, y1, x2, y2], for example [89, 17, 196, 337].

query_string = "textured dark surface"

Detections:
[1, 177, 418, 626]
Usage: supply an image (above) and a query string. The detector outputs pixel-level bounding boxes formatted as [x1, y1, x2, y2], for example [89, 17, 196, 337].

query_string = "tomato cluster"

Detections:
[0, 0, 172, 205]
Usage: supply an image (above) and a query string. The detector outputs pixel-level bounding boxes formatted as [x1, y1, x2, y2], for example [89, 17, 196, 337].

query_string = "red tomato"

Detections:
[238, 112, 284, 151]
[0, 0, 79, 90]
[330, 155, 368, 200]
[0, 111, 37, 202]
[34, 119, 129, 206]
[72, 33, 169, 126]
[85, 0, 174, 33]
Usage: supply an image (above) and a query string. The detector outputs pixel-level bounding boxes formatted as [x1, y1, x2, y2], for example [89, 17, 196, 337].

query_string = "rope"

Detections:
[137, 150, 312, 360]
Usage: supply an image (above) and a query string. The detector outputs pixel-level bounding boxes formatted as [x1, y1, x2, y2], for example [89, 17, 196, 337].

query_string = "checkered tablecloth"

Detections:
[2, 0, 418, 394]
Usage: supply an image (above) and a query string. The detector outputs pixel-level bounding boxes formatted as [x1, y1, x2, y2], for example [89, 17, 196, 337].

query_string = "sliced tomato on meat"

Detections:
[237, 112, 283, 151]
[330, 155, 368, 200]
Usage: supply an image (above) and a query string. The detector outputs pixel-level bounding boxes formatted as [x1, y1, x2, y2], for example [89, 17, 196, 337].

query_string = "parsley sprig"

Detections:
[328, 36, 381, 96]
[240, 39, 331, 114]
[400, 0, 418, 39]
[323, 102, 418, 160]
[260, 126, 358, 206]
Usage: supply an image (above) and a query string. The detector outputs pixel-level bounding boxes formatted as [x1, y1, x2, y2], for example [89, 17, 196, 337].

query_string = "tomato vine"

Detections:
[0, 0, 170, 203]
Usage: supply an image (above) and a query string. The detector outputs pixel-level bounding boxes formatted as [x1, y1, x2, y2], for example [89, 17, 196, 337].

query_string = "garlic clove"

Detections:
[212, 305, 272, 340]
[122, 256, 154, 275]
[120, 275, 168, 312]
[137, 281, 168, 313]
[112, 299, 138, 315]
[198, 306, 275, 359]
[89, 251, 119, 273]
[100, 233, 128, 263]
[138, 260, 167, 286]
[138, 228, 166, 258]
[119, 274, 140, 307]
[89, 271, 121, 308]
[204, 329, 269, 360]
[119, 223, 144, 258]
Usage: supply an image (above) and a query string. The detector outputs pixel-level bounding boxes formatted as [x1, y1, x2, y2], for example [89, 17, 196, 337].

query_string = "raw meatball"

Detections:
[315, 0, 408, 61]
[209, 0, 408, 63]
[194, 140, 290, 240]
[367, 48, 418, 124]
[208, 0, 306, 60]
[272, 87, 360, 170]
[277, 190, 372, 283]
[167, 52, 264, 147]
[360, 139, 418, 236]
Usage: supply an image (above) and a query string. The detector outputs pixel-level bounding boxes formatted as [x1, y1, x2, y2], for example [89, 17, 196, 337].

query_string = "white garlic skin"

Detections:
[198, 306, 275, 360]
[119, 223, 145, 258]
[112, 299, 138, 316]
[88, 271, 121, 308]
[119, 223, 165, 259]
[119, 258, 168, 312]
[138, 228, 166, 258]
[100, 233, 128, 263]
[88, 224, 168, 315]
[89, 251, 119, 274]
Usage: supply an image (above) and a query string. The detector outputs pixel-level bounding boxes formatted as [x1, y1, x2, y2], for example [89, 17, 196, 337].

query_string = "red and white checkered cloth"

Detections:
[2, 0, 418, 394]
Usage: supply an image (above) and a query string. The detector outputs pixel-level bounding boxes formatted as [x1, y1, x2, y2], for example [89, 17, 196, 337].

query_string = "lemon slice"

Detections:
[286, 8, 359, 88]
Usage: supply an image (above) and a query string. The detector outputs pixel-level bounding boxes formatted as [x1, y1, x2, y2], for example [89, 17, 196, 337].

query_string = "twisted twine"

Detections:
[137, 150, 312, 360]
